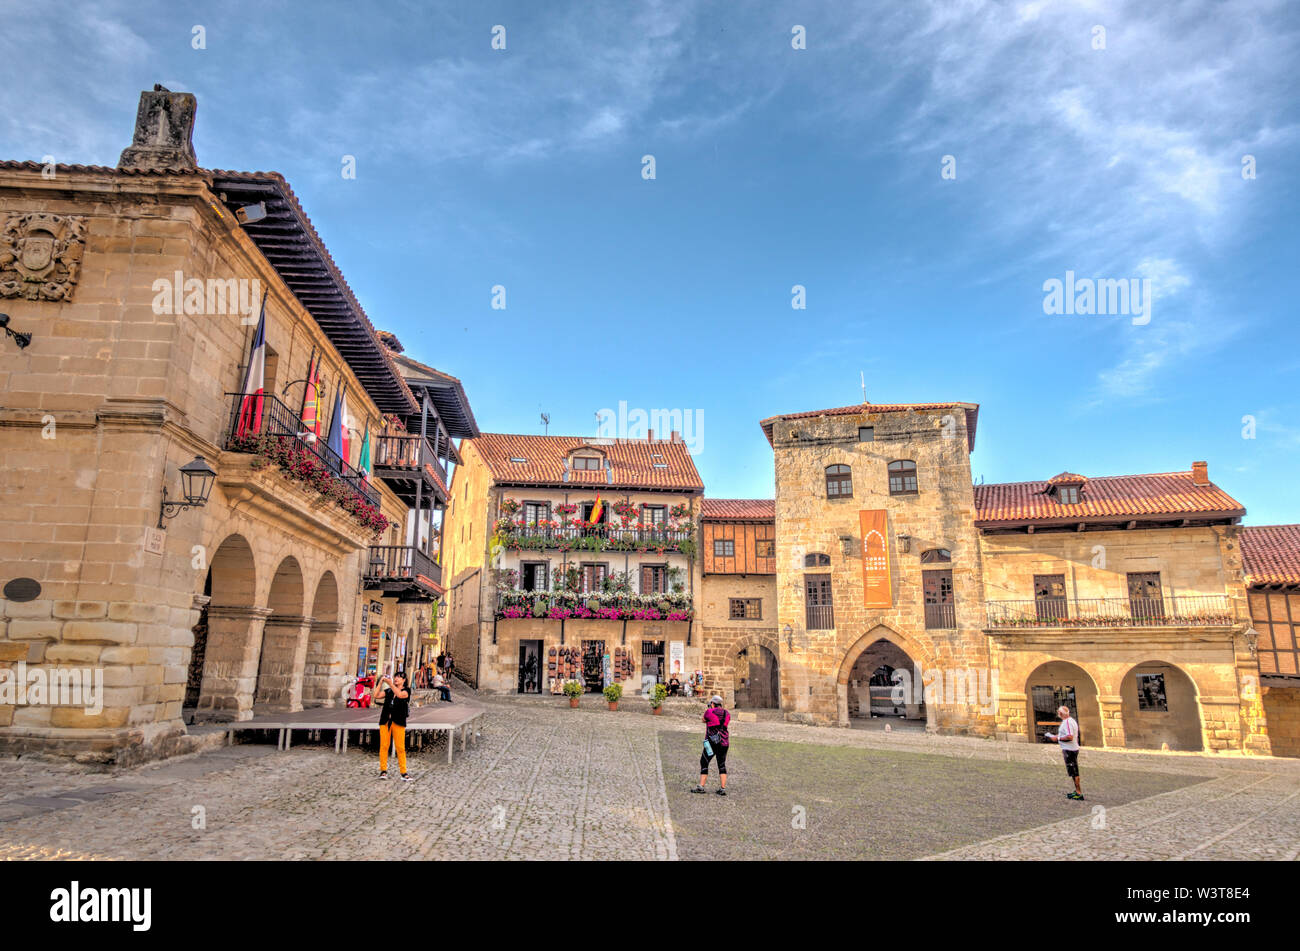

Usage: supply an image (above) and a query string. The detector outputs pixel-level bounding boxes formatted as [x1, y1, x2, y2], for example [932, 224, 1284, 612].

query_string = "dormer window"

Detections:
[569, 452, 604, 471]
[1047, 472, 1087, 504]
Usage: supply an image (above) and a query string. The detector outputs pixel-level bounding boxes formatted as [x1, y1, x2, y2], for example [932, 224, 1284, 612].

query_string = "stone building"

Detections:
[441, 432, 702, 694]
[0, 87, 473, 763]
[698, 400, 1293, 755]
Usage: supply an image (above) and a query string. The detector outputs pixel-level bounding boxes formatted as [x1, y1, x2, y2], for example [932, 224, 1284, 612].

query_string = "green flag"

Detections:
[358, 425, 371, 480]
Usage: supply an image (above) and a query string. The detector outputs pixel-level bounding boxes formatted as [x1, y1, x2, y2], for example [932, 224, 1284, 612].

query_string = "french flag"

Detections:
[236, 295, 268, 438]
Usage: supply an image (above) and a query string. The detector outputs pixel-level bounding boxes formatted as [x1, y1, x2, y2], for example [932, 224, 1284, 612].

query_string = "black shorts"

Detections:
[1062, 749, 1080, 777]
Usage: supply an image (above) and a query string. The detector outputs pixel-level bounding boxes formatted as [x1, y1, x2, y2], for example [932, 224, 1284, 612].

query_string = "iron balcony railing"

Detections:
[496, 588, 693, 621]
[985, 594, 1234, 629]
[224, 392, 380, 507]
[373, 433, 448, 488]
[924, 602, 957, 630]
[499, 522, 693, 552]
[365, 545, 442, 590]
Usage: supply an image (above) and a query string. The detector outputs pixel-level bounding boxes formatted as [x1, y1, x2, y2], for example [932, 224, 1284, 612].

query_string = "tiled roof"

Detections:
[700, 498, 776, 520]
[1241, 525, 1300, 586]
[760, 401, 979, 450]
[471, 434, 703, 491]
[1048, 472, 1088, 485]
[975, 469, 1245, 526]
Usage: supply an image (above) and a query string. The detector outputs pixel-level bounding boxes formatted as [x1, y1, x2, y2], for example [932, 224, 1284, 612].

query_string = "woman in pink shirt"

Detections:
[692, 695, 731, 796]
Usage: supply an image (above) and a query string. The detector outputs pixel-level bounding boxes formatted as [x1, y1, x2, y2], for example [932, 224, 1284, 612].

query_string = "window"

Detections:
[730, 598, 762, 620]
[756, 539, 775, 558]
[1056, 485, 1080, 504]
[1034, 574, 1067, 622]
[888, 460, 918, 495]
[520, 562, 548, 591]
[643, 505, 666, 527]
[523, 501, 550, 526]
[804, 552, 831, 568]
[920, 548, 951, 564]
[805, 575, 834, 629]
[714, 539, 735, 558]
[641, 564, 668, 595]
[1127, 572, 1165, 622]
[858, 426, 875, 442]
[1136, 672, 1168, 712]
[571, 454, 603, 470]
[923, 569, 954, 629]
[580, 563, 608, 593]
[581, 501, 607, 524]
[826, 464, 853, 498]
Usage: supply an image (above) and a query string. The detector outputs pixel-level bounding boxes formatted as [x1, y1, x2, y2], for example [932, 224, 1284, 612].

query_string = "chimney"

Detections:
[1191, 461, 1209, 486]
[646, 429, 654, 443]
[671, 430, 681, 443]
[118, 85, 198, 170]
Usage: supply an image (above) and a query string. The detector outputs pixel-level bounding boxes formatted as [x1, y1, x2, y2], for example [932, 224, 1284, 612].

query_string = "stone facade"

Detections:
[0, 90, 441, 763]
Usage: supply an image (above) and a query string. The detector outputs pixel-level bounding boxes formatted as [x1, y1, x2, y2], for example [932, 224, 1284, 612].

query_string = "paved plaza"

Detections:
[1, 693, 1298, 861]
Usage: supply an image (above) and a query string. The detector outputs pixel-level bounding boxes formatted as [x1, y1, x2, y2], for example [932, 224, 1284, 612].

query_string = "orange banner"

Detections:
[860, 509, 892, 608]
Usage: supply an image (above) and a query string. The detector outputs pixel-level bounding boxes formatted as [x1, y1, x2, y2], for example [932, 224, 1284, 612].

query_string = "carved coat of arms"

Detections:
[0, 213, 86, 301]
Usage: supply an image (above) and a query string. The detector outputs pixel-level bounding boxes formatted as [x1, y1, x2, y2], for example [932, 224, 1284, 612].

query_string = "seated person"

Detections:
[430, 672, 452, 703]
[668, 675, 681, 696]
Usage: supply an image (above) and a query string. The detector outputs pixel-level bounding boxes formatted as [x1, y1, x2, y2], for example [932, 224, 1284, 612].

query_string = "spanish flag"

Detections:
[589, 493, 604, 524]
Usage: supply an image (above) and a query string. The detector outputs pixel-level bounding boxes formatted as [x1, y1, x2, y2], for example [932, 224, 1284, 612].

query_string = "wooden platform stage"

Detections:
[222, 700, 486, 764]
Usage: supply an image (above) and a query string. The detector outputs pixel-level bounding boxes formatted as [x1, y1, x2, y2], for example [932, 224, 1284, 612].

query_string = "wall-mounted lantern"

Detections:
[839, 534, 854, 556]
[783, 623, 794, 650]
[897, 532, 912, 553]
[158, 456, 216, 529]
[0, 313, 32, 350]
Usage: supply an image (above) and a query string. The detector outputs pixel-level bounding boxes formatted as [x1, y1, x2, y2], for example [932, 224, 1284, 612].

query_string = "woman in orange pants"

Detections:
[375, 671, 411, 781]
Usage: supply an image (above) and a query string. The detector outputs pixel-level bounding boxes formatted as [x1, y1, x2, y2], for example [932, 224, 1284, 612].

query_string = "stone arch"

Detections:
[732, 631, 780, 710]
[1120, 659, 1203, 752]
[836, 625, 935, 729]
[1023, 660, 1102, 747]
[303, 567, 349, 708]
[254, 555, 310, 712]
[195, 534, 264, 721]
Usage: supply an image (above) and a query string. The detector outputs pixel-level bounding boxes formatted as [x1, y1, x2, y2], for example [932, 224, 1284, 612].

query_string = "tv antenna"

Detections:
[540, 412, 550, 435]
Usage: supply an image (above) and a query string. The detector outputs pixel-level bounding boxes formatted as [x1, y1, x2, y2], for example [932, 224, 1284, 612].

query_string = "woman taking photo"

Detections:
[692, 694, 730, 796]
[375, 670, 411, 782]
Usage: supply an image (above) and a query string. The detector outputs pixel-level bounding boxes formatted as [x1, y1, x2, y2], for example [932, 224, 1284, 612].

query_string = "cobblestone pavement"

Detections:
[1, 694, 1297, 860]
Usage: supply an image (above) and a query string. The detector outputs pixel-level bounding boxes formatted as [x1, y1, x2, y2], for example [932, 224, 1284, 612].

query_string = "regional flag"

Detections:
[325, 384, 346, 472]
[358, 424, 371, 482]
[589, 493, 604, 524]
[298, 348, 320, 444]
[235, 294, 268, 439]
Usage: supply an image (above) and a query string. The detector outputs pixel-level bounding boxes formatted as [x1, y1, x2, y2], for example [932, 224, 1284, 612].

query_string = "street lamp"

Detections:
[784, 624, 794, 650]
[0, 313, 32, 349]
[158, 456, 217, 528]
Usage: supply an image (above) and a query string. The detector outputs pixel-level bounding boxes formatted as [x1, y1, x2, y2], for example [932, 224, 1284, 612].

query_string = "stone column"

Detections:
[254, 614, 313, 712]
[197, 605, 270, 722]
[1097, 695, 1125, 748]
[1199, 696, 1245, 753]
[994, 693, 1029, 742]
[302, 619, 346, 708]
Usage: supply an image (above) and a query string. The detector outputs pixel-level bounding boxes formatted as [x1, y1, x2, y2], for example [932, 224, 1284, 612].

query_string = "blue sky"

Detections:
[7, 0, 1300, 522]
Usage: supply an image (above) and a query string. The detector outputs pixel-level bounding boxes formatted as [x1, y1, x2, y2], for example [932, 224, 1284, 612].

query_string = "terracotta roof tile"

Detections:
[700, 498, 775, 520]
[1241, 525, 1300, 587]
[1047, 472, 1088, 485]
[471, 434, 703, 491]
[975, 469, 1245, 526]
[760, 401, 979, 450]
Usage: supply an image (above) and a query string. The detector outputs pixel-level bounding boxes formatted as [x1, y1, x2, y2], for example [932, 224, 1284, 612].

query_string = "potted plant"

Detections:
[563, 679, 584, 708]
[603, 682, 623, 711]
[649, 682, 668, 715]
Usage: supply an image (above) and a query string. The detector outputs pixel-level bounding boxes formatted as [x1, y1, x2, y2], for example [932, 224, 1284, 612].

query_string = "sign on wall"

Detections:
[859, 509, 892, 608]
[669, 641, 685, 676]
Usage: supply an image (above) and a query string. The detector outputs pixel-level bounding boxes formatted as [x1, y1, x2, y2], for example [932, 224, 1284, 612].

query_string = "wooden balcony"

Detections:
[372, 433, 449, 506]
[363, 545, 443, 601]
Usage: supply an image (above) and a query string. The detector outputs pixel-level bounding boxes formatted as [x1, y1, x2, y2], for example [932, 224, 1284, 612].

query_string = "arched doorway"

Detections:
[1024, 660, 1101, 746]
[1120, 661, 1203, 751]
[733, 645, 780, 709]
[847, 638, 925, 722]
[194, 534, 260, 721]
[254, 555, 307, 712]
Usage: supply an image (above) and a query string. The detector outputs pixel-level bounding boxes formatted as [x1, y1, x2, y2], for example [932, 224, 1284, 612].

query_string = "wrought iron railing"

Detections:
[224, 392, 380, 507]
[985, 595, 1234, 629]
[365, 545, 442, 589]
[496, 588, 692, 621]
[497, 522, 693, 553]
[373, 434, 448, 488]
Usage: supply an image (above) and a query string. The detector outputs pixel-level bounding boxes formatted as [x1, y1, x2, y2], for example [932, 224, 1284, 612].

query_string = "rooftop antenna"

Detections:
[860, 371, 868, 404]
[540, 412, 550, 435]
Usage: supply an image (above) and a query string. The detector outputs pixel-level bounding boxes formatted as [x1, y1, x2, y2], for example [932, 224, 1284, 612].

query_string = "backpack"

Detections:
[706, 708, 729, 747]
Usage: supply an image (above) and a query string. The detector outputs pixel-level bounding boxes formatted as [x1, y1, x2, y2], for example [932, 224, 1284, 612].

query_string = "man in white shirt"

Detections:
[1046, 705, 1084, 800]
